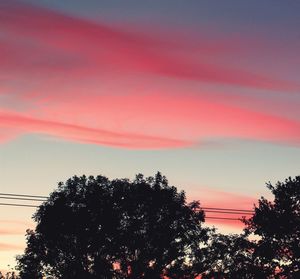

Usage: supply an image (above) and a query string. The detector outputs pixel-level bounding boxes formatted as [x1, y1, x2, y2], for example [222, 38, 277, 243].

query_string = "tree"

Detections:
[197, 232, 271, 279]
[17, 173, 208, 279]
[0, 271, 19, 279]
[17, 229, 46, 279]
[244, 176, 300, 277]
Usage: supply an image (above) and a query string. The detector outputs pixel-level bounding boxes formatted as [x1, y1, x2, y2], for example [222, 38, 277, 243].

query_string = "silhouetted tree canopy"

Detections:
[16, 174, 300, 278]
[0, 271, 19, 279]
[197, 176, 300, 278]
[17, 173, 208, 279]
[198, 232, 271, 279]
[244, 176, 300, 277]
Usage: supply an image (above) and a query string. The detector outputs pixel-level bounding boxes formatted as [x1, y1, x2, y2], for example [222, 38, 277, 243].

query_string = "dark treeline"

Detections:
[3, 173, 300, 278]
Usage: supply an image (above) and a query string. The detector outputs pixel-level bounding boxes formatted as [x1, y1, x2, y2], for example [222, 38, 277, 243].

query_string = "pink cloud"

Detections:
[0, 128, 22, 144]
[0, 1, 299, 92]
[196, 187, 256, 210]
[42, 93, 300, 145]
[1, 89, 300, 149]
[0, 1, 300, 150]
[0, 110, 192, 149]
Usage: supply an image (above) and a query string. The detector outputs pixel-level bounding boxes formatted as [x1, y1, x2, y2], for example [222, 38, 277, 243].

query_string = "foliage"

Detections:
[15, 174, 300, 278]
[0, 271, 19, 279]
[198, 232, 271, 278]
[244, 176, 300, 277]
[16, 172, 208, 279]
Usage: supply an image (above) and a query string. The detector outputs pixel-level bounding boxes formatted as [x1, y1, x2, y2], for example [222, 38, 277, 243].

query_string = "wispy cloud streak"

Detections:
[1, 1, 299, 92]
[1, 89, 300, 148]
[0, 1, 299, 149]
[0, 110, 192, 149]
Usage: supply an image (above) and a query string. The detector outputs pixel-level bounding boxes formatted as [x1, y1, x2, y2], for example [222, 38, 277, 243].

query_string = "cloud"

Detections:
[197, 187, 256, 209]
[1, 89, 300, 149]
[0, 1, 299, 92]
[0, 128, 22, 144]
[0, 1, 300, 149]
[0, 110, 192, 149]
[43, 93, 300, 145]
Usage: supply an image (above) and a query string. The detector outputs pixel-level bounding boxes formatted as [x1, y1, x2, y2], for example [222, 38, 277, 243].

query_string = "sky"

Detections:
[1, 0, 300, 270]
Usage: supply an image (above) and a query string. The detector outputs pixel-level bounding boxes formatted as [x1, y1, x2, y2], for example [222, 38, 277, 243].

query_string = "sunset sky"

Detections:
[1, 0, 300, 270]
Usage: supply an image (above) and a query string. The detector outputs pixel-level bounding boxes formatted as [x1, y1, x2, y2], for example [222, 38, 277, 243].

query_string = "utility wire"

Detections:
[0, 197, 254, 215]
[0, 202, 243, 221]
[0, 192, 47, 199]
[0, 203, 252, 220]
[0, 192, 253, 221]
[0, 192, 255, 213]
[204, 210, 252, 215]
[201, 207, 253, 213]
[205, 216, 242, 221]
[0, 203, 249, 221]
[0, 196, 46, 202]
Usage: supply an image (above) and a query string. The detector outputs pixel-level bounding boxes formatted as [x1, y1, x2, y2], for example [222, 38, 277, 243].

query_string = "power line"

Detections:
[0, 203, 249, 221]
[205, 210, 252, 215]
[0, 197, 254, 215]
[201, 207, 253, 213]
[0, 192, 255, 214]
[206, 217, 241, 221]
[0, 192, 47, 199]
[0, 196, 254, 215]
[0, 196, 46, 202]
[0, 192, 253, 222]
[0, 202, 243, 221]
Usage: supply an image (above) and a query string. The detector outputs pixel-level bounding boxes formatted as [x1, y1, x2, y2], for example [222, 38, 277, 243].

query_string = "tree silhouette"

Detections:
[14, 174, 300, 278]
[0, 271, 19, 279]
[244, 176, 300, 277]
[197, 232, 271, 279]
[192, 176, 300, 278]
[17, 173, 208, 279]
[0, 269, 20, 279]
